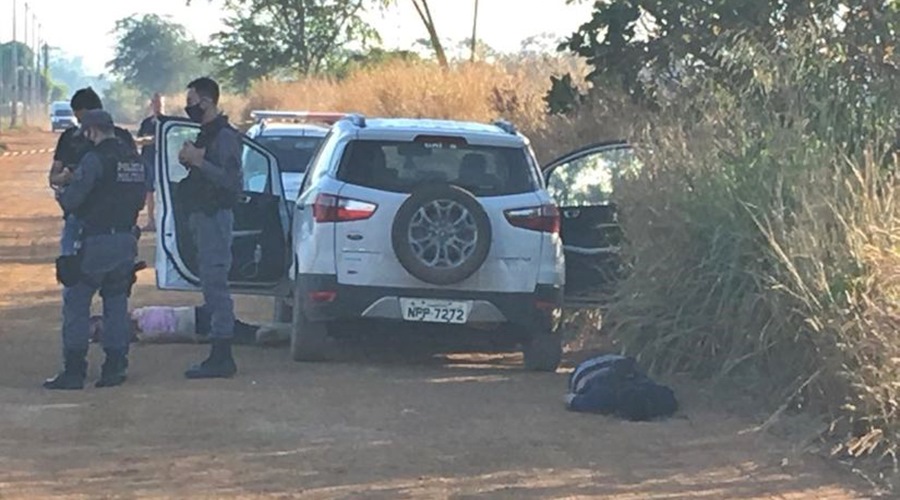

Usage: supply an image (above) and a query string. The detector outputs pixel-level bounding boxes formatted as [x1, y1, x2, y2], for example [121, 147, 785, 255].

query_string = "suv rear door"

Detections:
[331, 136, 546, 293]
[155, 118, 292, 295]
[542, 142, 639, 301]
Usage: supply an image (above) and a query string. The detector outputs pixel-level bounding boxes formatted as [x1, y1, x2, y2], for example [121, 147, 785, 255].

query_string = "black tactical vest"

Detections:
[178, 115, 239, 214]
[76, 139, 148, 231]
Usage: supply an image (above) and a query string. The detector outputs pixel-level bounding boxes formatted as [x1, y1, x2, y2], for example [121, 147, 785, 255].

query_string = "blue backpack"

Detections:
[566, 354, 678, 421]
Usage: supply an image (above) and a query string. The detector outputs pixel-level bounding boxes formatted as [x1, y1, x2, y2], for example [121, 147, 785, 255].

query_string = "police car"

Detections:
[153, 113, 637, 371]
[244, 111, 343, 200]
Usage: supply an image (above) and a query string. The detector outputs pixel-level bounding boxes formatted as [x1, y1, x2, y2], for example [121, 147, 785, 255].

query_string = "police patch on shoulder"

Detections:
[117, 161, 146, 183]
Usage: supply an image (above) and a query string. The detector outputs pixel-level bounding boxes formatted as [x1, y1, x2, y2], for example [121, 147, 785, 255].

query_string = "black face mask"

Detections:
[184, 103, 205, 123]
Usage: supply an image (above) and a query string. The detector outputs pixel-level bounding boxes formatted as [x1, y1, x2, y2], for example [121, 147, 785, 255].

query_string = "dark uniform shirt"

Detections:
[54, 125, 137, 171]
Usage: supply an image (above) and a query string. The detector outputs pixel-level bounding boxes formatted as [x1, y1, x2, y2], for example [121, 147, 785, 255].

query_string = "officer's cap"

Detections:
[79, 109, 114, 129]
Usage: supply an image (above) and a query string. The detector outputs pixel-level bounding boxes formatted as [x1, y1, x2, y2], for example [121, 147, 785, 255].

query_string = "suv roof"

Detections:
[332, 117, 529, 148]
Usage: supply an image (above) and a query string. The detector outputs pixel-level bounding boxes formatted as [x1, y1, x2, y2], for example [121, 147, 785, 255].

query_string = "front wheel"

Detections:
[290, 281, 330, 362]
[522, 332, 563, 372]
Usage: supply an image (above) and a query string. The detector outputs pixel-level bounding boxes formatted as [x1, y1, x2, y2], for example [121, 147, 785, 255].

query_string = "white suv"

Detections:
[154, 114, 637, 371]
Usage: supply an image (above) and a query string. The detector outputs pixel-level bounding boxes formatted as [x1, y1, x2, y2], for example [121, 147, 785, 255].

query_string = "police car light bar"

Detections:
[250, 110, 348, 125]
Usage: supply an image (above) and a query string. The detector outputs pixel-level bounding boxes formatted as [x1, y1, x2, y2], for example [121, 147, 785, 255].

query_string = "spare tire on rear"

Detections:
[391, 184, 492, 286]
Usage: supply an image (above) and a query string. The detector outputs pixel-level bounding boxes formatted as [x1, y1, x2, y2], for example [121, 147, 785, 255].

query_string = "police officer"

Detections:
[178, 77, 243, 379]
[44, 110, 147, 390]
[49, 87, 139, 255]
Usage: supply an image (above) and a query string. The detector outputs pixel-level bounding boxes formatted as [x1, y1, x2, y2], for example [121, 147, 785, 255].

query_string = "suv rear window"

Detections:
[336, 139, 539, 196]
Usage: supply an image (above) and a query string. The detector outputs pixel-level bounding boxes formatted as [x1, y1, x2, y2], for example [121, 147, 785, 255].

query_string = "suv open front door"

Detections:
[542, 141, 639, 305]
[155, 118, 292, 295]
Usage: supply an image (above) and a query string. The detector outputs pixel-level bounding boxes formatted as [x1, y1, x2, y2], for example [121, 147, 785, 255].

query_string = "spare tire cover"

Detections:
[391, 183, 492, 286]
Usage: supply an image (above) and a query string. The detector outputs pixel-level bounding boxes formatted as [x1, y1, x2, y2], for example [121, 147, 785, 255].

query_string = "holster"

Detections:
[55, 253, 83, 287]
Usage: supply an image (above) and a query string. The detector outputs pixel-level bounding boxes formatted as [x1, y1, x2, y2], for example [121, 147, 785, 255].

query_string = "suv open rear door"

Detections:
[154, 118, 293, 296]
[542, 141, 639, 306]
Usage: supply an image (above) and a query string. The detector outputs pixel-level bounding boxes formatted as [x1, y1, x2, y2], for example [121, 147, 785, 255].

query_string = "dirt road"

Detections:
[0, 131, 867, 498]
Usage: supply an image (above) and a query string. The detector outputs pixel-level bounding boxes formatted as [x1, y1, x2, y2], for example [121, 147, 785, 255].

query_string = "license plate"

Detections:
[399, 298, 471, 324]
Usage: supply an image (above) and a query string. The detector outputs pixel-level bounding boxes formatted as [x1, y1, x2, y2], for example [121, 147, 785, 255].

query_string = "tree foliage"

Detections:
[1, 42, 55, 103]
[0, 42, 35, 95]
[195, 0, 381, 89]
[553, 0, 900, 110]
[49, 54, 107, 97]
[108, 14, 208, 96]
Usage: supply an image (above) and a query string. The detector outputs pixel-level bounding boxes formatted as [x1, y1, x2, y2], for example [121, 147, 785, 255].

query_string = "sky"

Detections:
[0, 0, 595, 75]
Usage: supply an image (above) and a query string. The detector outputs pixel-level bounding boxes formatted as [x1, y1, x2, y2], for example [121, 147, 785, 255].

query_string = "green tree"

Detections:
[48, 53, 108, 95]
[103, 81, 144, 123]
[553, 0, 900, 109]
[194, 0, 381, 89]
[108, 14, 209, 96]
[1, 42, 57, 107]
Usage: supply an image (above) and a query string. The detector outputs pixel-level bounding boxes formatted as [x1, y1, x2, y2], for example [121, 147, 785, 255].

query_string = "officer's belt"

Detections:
[81, 225, 135, 237]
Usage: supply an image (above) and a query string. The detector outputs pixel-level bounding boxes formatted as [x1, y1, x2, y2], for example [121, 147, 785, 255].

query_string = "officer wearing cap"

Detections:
[44, 110, 147, 390]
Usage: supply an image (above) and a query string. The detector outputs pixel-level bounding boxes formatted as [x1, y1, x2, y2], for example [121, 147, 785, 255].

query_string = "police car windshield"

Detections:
[255, 136, 323, 173]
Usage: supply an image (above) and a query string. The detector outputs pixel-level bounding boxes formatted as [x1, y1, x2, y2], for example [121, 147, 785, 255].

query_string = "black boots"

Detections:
[95, 349, 129, 388]
[185, 339, 237, 379]
[43, 349, 88, 390]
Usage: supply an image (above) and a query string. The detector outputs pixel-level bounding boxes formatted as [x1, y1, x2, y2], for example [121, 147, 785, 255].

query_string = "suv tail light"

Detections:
[313, 193, 378, 223]
[504, 204, 560, 233]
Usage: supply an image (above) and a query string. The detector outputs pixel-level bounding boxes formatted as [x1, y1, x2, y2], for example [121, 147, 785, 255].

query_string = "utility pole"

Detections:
[43, 42, 49, 90]
[23, 2, 29, 125]
[470, 0, 479, 63]
[33, 13, 39, 112]
[11, 0, 19, 128]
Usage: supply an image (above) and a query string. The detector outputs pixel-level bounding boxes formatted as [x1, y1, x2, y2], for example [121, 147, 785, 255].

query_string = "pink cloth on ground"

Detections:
[134, 306, 178, 334]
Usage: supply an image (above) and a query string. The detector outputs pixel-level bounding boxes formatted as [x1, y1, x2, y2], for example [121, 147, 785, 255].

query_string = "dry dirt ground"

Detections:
[0, 130, 872, 498]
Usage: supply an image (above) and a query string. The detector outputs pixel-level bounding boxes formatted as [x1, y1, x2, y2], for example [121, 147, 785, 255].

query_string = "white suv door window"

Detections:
[543, 143, 640, 295]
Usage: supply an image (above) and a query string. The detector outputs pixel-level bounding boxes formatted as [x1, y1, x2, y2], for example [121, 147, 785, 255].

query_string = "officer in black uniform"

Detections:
[178, 77, 243, 379]
[44, 110, 147, 390]
[49, 87, 138, 256]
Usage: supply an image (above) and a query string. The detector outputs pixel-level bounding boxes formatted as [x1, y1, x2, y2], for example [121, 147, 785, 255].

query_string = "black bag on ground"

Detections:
[615, 379, 678, 421]
[565, 354, 678, 421]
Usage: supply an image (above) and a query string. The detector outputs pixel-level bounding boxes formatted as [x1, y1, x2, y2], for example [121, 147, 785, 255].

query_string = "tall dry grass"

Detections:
[242, 59, 621, 163]
[604, 30, 900, 460]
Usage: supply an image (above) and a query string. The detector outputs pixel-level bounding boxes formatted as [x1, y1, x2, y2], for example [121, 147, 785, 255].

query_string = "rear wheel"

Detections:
[290, 281, 330, 362]
[522, 331, 563, 372]
[391, 184, 492, 286]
